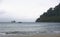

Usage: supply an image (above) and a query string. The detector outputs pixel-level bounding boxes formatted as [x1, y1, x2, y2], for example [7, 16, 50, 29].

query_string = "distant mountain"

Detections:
[36, 3, 60, 22]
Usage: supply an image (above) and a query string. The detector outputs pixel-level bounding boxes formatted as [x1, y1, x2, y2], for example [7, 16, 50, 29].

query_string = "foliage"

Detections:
[36, 3, 60, 22]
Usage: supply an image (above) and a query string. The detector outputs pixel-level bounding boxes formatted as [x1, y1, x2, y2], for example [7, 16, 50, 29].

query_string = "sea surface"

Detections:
[0, 22, 60, 35]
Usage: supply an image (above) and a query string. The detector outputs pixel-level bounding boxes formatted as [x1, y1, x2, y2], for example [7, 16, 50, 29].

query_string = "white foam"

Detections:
[0, 33, 6, 35]
[53, 31, 60, 33]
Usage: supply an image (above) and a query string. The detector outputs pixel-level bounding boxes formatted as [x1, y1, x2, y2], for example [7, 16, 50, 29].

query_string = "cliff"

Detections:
[36, 3, 60, 22]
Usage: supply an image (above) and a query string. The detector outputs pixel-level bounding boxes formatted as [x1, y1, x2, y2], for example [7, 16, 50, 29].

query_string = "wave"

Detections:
[0, 31, 60, 35]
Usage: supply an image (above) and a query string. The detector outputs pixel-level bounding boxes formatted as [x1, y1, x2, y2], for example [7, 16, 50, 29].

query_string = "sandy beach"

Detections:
[0, 33, 60, 37]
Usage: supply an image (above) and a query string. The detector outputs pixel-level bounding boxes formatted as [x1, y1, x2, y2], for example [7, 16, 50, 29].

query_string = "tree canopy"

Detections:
[36, 3, 60, 22]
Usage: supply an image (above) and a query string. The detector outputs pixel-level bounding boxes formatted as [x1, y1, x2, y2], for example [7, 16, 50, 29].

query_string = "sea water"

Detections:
[0, 22, 60, 35]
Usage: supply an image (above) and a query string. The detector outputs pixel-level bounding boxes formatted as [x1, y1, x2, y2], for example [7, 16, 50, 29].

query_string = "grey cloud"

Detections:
[0, 10, 6, 15]
[0, 0, 2, 3]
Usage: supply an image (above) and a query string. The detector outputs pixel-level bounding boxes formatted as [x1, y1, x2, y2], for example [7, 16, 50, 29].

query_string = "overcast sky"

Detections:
[0, 0, 60, 22]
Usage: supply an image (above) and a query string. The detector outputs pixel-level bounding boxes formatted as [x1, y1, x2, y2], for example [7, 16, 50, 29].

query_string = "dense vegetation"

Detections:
[36, 3, 60, 22]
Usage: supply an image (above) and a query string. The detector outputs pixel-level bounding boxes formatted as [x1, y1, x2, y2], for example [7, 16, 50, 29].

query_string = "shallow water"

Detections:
[0, 22, 60, 35]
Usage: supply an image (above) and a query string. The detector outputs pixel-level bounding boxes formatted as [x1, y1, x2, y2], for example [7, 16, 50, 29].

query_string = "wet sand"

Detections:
[0, 33, 60, 37]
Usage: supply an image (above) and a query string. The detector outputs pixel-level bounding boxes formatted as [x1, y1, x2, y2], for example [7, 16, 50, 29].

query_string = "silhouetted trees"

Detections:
[36, 3, 60, 22]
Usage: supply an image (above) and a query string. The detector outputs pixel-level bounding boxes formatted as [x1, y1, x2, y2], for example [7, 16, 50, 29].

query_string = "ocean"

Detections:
[0, 22, 60, 35]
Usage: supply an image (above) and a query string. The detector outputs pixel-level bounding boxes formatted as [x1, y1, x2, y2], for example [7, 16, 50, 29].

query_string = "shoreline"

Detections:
[0, 33, 60, 37]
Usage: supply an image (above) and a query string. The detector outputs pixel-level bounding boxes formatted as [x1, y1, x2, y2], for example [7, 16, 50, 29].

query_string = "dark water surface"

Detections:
[0, 22, 60, 34]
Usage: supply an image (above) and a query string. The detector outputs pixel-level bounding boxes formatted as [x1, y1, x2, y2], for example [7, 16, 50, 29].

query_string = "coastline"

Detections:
[0, 33, 60, 37]
[0, 22, 60, 37]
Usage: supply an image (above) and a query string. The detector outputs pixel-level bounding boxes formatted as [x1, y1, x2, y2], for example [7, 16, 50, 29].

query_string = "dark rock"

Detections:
[11, 20, 16, 23]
